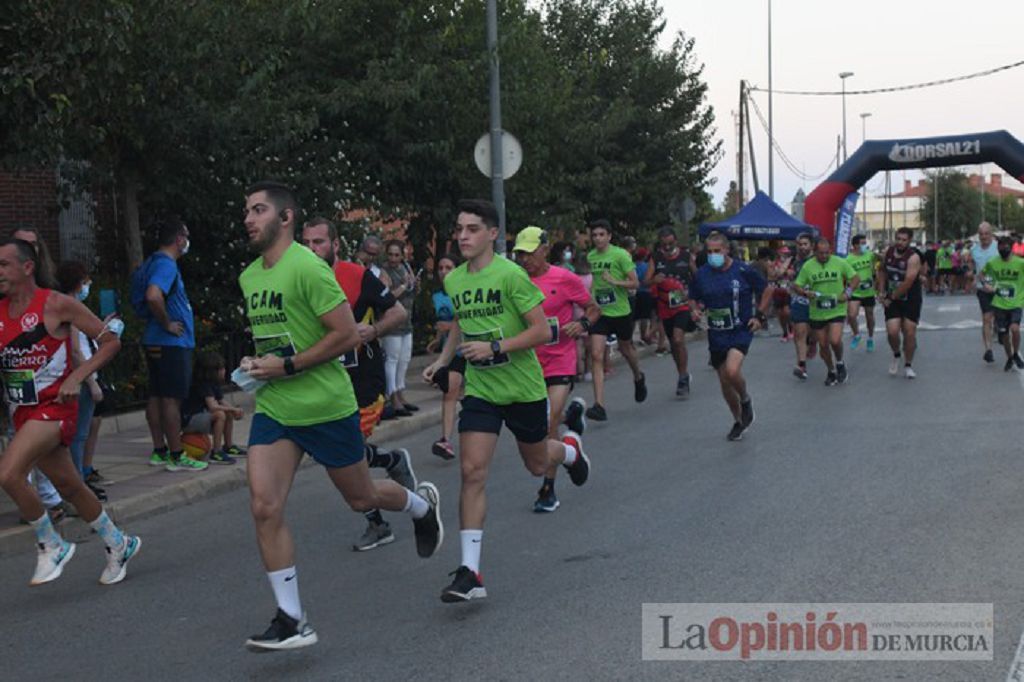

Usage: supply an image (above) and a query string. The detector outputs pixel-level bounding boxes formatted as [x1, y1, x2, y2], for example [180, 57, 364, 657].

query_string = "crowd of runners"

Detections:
[1, 178, 1017, 651]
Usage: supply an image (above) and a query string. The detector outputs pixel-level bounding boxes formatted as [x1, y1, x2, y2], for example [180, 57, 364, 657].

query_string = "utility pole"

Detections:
[767, 0, 774, 200]
[738, 81, 745, 205]
[839, 71, 854, 162]
[487, 0, 506, 252]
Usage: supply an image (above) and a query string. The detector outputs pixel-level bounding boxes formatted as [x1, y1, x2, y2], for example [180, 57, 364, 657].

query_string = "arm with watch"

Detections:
[458, 305, 551, 363]
[246, 302, 361, 380]
[561, 295, 601, 338]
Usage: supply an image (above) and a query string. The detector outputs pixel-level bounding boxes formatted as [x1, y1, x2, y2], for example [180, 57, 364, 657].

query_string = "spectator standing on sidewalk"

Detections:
[55, 261, 108, 500]
[137, 217, 207, 472]
[380, 239, 419, 419]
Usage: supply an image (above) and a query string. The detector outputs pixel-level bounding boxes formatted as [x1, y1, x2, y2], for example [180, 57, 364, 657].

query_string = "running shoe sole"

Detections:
[353, 532, 395, 552]
[441, 586, 488, 602]
[414, 482, 444, 558]
[30, 542, 76, 586]
[533, 498, 560, 513]
[563, 397, 587, 435]
[562, 431, 590, 486]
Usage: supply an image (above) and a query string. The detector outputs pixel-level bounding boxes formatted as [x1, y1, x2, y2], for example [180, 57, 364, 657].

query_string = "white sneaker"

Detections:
[100, 535, 142, 585]
[905, 367, 916, 380]
[889, 357, 899, 375]
[30, 540, 76, 586]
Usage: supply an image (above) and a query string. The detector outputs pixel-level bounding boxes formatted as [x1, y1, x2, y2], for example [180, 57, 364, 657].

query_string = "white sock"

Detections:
[267, 567, 302, 621]
[403, 488, 429, 519]
[561, 441, 578, 466]
[460, 530, 483, 573]
[88, 510, 126, 551]
[29, 513, 62, 549]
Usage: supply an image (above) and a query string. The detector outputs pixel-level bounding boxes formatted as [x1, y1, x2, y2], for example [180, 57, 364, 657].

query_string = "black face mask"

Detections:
[1000, 248, 1013, 258]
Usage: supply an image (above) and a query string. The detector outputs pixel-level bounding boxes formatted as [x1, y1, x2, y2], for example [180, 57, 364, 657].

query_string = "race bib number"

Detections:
[706, 308, 735, 331]
[546, 316, 560, 346]
[463, 329, 510, 368]
[858, 280, 873, 291]
[791, 294, 809, 306]
[253, 332, 297, 358]
[815, 295, 837, 311]
[595, 290, 617, 307]
[998, 285, 1016, 300]
[777, 279, 791, 289]
[667, 289, 686, 309]
[3, 369, 39, 406]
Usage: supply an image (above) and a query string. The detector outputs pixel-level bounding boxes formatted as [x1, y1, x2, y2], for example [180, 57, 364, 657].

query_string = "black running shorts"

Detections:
[458, 395, 549, 444]
[591, 313, 634, 340]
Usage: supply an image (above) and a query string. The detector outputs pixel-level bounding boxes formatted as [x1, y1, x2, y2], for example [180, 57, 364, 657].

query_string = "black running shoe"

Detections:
[1014, 354, 1024, 370]
[431, 438, 456, 461]
[533, 485, 560, 513]
[563, 397, 587, 435]
[1006, 358, 1015, 372]
[634, 373, 648, 402]
[585, 403, 608, 421]
[441, 566, 487, 603]
[561, 431, 590, 486]
[984, 349, 995, 363]
[245, 608, 318, 651]
[793, 366, 808, 381]
[740, 399, 755, 429]
[726, 422, 745, 441]
[836, 363, 848, 384]
[412, 482, 443, 558]
[825, 372, 838, 386]
[676, 374, 691, 399]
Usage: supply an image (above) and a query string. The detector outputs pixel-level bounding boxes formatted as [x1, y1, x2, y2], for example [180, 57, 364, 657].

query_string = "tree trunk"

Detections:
[122, 170, 143, 269]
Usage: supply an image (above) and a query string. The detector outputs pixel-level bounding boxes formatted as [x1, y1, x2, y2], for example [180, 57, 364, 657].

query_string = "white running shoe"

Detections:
[100, 535, 142, 585]
[889, 357, 899, 375]
[905, 367, 916, 380]
[31, 541, 76, 586]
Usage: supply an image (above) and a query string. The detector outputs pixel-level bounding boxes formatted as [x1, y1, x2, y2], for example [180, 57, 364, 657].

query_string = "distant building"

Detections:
[790, 188, 806, 222]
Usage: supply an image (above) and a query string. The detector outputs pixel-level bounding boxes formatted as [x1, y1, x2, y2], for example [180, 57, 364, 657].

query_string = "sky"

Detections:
[660, 0, 1024, 207]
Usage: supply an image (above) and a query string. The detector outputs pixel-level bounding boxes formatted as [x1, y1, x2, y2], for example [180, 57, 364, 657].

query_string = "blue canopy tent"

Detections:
[699, 191, 819, 241]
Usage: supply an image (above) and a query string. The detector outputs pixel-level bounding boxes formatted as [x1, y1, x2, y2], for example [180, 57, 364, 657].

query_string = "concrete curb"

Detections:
[0, 341, 670, 556]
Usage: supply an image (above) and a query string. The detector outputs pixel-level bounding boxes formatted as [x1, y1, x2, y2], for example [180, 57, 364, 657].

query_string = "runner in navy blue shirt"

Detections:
[688, 231, 772, 441]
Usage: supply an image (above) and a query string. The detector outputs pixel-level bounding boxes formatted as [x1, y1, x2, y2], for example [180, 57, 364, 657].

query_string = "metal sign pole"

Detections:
[487, 0, 506, 254]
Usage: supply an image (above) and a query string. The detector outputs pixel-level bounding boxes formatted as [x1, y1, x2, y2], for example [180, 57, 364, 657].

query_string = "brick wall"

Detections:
[0, 168, 60, 257]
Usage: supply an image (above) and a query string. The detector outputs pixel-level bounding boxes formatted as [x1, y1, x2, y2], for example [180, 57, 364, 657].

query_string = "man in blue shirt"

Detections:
[688, 231, 772, 442]
[143, 218, 204, 471]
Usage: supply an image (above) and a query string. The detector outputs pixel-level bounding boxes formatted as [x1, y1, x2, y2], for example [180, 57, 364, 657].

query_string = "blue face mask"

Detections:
[708, 253, 725, 269]
[76, 282, 91, 302]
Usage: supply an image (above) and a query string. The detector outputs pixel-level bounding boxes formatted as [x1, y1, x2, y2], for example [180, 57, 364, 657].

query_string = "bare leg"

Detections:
[865, 305, 876, 338]
[816, 327, 835, 371]
[543, 385, 571, 479]
[670, 327, 689, 376]
[458, 432, 499, 529]
[211, 411, 226, 452]
[160, 397, 183, 452]
[983, 311, 995, 352]
[146, 397, 165, 450]
[848, 301, 861, 337]
[441, 371, 462, 442]
[247, 442, 303, 570]
[590, 334, 609, 406]
[902, 320, 918, 364]
[618, 340, 642, 379]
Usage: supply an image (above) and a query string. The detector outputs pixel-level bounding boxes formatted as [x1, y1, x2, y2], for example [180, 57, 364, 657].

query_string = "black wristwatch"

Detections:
[755, 311, 768, 324]
[579, 318, 592, 332]
[283, 357, 297, 376]
[490, 340, 502, 357]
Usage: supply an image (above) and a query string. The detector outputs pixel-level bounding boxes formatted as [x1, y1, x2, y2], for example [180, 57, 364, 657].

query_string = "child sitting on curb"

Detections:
[182, 351, 246, 464]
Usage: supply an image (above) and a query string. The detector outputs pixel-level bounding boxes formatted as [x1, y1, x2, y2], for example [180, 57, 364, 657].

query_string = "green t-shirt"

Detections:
[587, 245, 634, 317]
[794, 255, 857, 321]
[444, 254, 547, 405]
[982, 255, 1024, 310]
[845, 251, 878, 298]
[238, 241, 358, 425]
[936, 248, 953, 270]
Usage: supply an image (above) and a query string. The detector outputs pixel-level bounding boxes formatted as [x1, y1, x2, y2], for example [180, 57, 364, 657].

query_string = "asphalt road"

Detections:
[3, 295, 1023, 681]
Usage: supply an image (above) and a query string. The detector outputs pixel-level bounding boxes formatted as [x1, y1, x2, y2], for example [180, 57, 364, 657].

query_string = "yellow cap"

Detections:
[513, 226, 548, 253]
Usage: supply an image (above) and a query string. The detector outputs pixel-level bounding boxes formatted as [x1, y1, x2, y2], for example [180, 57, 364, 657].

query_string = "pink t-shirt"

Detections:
[532, 265, 592, 378]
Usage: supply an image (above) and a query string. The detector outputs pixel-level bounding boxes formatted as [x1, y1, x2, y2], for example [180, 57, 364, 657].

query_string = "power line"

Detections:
[747, 94, 837, 181]
[748, 58, 1024, 96]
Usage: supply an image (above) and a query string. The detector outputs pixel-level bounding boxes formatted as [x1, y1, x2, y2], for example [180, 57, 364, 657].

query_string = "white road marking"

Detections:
[1005, 628, 1024, 680]
[937, 304, 962, 312]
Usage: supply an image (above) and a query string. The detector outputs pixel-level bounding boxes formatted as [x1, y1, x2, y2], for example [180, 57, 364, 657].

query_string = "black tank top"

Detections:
[884, 247, 922, 298]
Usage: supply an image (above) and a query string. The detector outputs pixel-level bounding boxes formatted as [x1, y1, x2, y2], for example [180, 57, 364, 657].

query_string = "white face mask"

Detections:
[181, 238, 191, 256]
[76, 282, 91, 302]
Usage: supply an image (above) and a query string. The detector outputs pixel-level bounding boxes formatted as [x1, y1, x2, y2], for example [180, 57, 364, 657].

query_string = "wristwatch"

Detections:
[283, 357, 297, 376]
[490, 340, 502, 357]
[579, 318, 592, 332]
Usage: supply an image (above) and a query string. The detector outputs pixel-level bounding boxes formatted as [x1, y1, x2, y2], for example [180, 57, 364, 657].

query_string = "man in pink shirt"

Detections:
[513, 227, 601, 512]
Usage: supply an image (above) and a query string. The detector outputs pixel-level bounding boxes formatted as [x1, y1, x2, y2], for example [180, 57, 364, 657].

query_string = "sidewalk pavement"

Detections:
[0, 340, 672, 557]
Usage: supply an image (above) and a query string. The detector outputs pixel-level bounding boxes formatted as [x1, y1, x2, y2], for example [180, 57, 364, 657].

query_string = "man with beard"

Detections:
[301, 217, 417, 552]
[980, 235, 1024, 371]
[878, 227, 924, 379]
[787, 233, 817, 380]
[645, 226, 697, 398]
[238, 182, 442, 651]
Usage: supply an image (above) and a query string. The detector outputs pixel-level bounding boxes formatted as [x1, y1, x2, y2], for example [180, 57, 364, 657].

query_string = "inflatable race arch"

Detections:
[804, 130, 1024, 243]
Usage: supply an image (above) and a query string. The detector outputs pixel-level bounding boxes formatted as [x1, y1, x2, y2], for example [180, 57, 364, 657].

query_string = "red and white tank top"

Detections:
[0, 289, 73, 407]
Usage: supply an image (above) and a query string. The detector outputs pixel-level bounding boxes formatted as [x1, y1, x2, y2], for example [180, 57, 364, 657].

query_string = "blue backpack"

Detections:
[129, 254, 179, 318]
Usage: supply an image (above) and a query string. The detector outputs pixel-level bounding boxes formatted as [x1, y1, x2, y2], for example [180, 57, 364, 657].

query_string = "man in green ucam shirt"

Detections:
[236, 181, 442, 652]
[845, 235, 878, 352]
[936, 240, 954, 293]
[981, 235, 1024, 371]
[423, 199, 591, 604]
[585, 219, 646, 421]
[794, 237, 860, 386]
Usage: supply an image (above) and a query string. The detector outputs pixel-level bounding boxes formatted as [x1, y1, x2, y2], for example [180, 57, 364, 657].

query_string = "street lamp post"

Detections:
[860, 112, 871, 234]
[839, 71, 854, 161]
[767, 0, 773, 200]
[486, 0, 506, 252]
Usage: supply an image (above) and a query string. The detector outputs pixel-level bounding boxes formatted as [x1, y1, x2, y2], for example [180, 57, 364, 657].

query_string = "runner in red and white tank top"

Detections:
[0, 287, 77, 440]
[0, 237, 139, 587]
